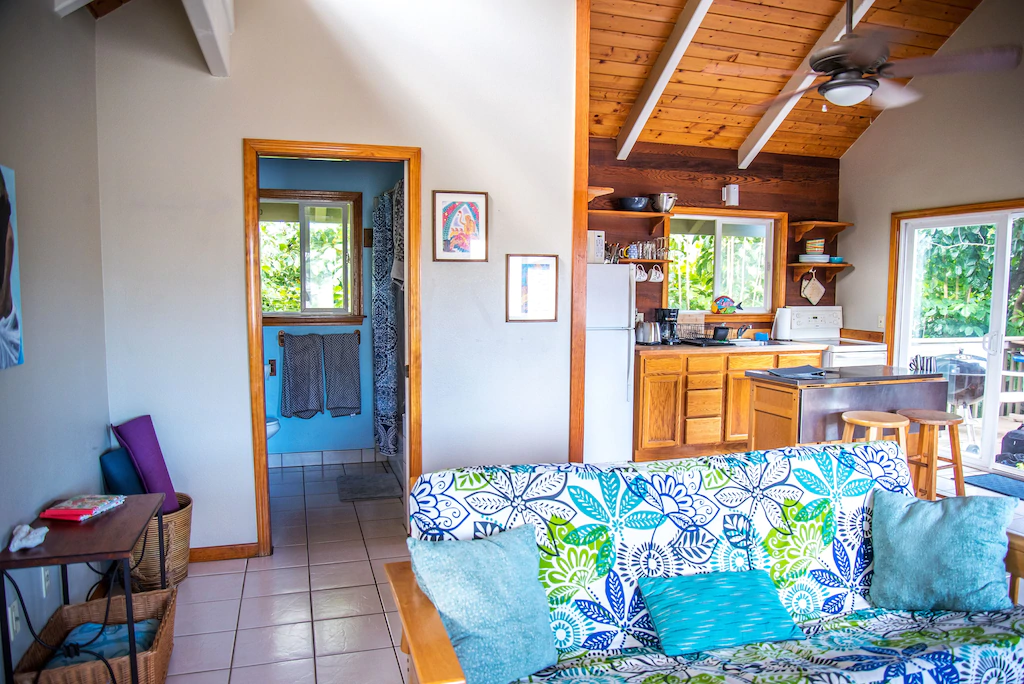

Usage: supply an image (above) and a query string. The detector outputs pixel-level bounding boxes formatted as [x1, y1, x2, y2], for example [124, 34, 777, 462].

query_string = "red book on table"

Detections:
[41, 495, 126, 522]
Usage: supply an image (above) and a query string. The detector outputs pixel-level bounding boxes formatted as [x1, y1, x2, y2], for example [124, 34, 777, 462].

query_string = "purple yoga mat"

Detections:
[112, 415, 179, 514]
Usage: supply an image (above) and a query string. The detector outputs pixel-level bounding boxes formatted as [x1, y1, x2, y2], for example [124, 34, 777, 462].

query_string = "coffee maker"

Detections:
[655, 308, 680, 345]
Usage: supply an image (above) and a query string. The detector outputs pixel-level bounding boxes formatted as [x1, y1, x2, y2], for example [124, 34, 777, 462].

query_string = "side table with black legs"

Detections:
[0, 493, 166, 684]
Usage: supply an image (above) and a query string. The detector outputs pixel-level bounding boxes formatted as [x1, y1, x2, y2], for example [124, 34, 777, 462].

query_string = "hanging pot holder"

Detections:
[801, 270, 826, 305]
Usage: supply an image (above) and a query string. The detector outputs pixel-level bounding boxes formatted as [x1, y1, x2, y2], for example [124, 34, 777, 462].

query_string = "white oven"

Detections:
[774, 306, 888, 368]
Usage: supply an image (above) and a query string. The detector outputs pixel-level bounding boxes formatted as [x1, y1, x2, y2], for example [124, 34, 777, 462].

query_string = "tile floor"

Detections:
[168, 464, 409, 683]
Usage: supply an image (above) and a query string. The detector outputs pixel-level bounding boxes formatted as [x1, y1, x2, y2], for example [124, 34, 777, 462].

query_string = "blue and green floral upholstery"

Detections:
[409, 442, 1024, 683]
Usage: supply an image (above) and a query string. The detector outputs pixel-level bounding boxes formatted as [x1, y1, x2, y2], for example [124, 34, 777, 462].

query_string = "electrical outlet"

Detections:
[877, 314, 885, 330]
[41, 567, 51, 599]
[7, 599, 21, 639]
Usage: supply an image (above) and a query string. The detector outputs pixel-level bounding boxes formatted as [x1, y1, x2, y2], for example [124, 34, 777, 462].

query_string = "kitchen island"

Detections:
[633, 342, 828, 461]
[746, 366, 948, 450]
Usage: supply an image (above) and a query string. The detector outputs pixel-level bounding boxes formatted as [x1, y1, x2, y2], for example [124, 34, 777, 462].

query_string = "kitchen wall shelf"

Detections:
[791, 221, 852, 243]
[789, 263, 851, 282]
[588, 209, 672, 219]
[588, 186, 614, 203]
[618, 259, 673, 264]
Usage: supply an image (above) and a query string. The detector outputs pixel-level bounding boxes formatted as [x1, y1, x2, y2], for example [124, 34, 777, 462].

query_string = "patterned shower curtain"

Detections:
[372, 183, 401, 456]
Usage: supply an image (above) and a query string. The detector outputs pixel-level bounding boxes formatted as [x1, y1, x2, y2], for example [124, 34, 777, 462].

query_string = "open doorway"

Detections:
[243, 140, 422, 557]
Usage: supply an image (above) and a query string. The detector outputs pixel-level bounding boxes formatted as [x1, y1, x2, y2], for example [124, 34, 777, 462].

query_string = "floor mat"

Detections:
[965, 473, 1024, 499]
[337, 474, 403, 501]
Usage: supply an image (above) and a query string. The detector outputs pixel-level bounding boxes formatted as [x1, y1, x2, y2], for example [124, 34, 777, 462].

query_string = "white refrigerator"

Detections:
[584, 264, 636, 463]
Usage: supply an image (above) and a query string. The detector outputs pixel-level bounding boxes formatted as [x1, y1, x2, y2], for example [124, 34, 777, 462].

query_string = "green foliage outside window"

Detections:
[911, 218, 1024, 339]
[667, 230, 767, 311]
[260, 219, 352, 313]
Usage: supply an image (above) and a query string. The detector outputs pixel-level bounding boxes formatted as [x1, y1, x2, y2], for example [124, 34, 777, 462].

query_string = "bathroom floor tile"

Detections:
[246, 544, 308, 572]
[311, 585, 384, 621]
[242, 567, 309, 598]
[364, 535, 409, 560]
[174, 599, 240, 636]
[168, 631, 236, 675]
[177, 573, 245, 605]
[354, 500, 405, 521]
[270, 495, 306, 512]
[301, 480, 338, 496]
[313, 614, 392, 656]
[232, 622, 314, 667]
[359, 518, 406, 539]
[269, 482, 304, 498]
[370, 557, 407, 585]
[238, 592, 312, 629]
[229, 658, 316, 684]
[270, 524, 307, 547]
[188, 559, 247, 576]
[309, 561, 375, 591]
[308, 539, 368, 565]
[305, 493, 346, 509]
[270, 509, 306, 527]
[303, 466, 347, 482]
[307, 522, 362, 544]
[167, 670, 230, 684]
[315, 648, 403, 684]
[305, 506, 358, 526]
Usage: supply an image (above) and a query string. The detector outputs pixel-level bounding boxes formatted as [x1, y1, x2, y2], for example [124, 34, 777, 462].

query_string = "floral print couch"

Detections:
[408, 442, 1024, 684]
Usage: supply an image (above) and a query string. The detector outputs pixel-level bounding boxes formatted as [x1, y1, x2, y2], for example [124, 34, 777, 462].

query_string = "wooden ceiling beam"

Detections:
[736, 0, 877, 169]
[613, 0, 715, 160]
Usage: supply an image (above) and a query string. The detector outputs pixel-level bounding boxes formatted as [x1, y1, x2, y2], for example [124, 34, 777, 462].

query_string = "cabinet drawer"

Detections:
[687, 373, 724, 390]
[728, 354, 776, 371]
[644, 356, 684, 374]
[685, 417, 722, 445]
[687, 356, 725, 373]
[686, 388, 723, 417]
[777, 352, 823, 368]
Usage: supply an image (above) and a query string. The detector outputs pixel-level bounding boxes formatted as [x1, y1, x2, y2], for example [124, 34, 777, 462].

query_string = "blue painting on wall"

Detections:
[0, 164, 23, 370]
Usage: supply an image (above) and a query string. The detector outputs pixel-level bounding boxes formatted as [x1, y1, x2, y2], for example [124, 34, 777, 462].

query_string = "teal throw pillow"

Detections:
[870, 489, 1015, 611]
[638, 570, 804, 656]
[46, 619, 161, 669]
[407, 524, 557, 684]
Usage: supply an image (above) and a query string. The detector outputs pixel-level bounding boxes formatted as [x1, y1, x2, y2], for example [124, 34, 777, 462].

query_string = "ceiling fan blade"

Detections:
[870, 78, 922, 109]
[845, 29, 891, 70]
[881, 44, 1022, 79]
[745, 79, 825, 113]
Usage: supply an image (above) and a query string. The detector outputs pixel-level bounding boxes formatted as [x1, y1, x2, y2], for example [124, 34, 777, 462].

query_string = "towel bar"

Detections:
[278, 329, 360, 347]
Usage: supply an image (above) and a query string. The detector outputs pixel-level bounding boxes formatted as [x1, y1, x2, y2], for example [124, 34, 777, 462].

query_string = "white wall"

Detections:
[838, 0, 1024, 332]
[0, 2, 107, 674]
[95, 0, 575, 547]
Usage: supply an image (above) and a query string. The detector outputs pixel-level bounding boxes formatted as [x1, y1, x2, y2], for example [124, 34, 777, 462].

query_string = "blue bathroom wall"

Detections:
[261, 158, 403, 453]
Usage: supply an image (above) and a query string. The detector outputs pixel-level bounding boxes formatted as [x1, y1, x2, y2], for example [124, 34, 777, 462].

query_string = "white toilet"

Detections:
[264, 363, 280, 440]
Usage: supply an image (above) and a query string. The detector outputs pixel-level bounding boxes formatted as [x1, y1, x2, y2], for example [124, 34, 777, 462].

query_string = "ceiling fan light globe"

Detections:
[818, 77, 879, 107]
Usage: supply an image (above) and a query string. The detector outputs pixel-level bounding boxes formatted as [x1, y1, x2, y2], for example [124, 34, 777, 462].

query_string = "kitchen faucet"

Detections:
[737, 324, 752, 338]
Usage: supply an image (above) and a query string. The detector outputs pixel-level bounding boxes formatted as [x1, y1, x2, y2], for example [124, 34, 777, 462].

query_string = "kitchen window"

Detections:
[259, 190, 363, 324]
[667, 215, 774, 313]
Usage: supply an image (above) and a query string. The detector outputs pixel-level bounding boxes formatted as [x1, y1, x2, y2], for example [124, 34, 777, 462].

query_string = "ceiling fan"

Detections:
[755, 0, 1022, 110]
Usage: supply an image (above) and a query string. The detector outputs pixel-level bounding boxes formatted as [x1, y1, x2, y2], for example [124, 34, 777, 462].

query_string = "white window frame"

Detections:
[259, 198, 356, 316]
[670, 213, 775, 313]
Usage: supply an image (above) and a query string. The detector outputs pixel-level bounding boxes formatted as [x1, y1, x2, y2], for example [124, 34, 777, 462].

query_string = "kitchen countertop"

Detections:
[635, 341, 828, 355]
[745, 365, 945, 386]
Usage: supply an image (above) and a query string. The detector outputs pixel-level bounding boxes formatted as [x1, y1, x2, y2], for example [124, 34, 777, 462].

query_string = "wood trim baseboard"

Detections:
[840, 328, 884, 343]
[189, 543, 258, 563]
[568, 0, 591, 463]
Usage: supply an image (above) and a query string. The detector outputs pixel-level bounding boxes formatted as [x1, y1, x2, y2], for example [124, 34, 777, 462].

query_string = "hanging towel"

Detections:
[280, 333, 324, 419]
[323, 332, 361, 417]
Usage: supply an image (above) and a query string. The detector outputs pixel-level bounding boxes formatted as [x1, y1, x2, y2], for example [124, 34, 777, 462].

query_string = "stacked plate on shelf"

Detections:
[798, 254, 830, 263]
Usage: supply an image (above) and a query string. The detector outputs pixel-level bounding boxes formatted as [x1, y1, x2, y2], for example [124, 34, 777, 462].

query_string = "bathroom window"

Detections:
[667, 215, 774, 313]
[259, 190, 363, 324]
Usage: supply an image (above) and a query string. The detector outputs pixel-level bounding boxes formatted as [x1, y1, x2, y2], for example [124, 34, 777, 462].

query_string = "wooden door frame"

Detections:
[244, 139, 423, 557]
[886, 198, 1024, 365]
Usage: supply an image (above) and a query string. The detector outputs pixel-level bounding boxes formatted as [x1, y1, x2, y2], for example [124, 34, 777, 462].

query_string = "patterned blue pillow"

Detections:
[407, 523, 557, 684]
[46, 619, 161, 669]
[639, 570, 804, 656]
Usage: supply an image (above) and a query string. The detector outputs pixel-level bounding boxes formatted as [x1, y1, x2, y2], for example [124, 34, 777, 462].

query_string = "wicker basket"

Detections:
[131, 492, 193, 591]
[14, 588, 176, 684]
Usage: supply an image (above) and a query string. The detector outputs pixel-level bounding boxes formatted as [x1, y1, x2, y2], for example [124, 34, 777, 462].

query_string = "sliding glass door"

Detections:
[894, 210, 1024, 471]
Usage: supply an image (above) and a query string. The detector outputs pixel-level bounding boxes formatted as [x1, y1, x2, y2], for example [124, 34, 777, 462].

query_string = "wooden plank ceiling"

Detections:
[590, 0, 981, 159]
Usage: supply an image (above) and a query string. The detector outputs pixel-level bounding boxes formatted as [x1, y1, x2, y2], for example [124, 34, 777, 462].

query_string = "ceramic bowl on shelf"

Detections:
[830, 256, 845, 264]
[618, 196, 650, 211]
[805, 238, 826, 254]
[649, 193, 677, 212]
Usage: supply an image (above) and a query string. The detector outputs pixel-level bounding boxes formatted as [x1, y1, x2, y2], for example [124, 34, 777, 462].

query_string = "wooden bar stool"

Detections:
[897, 409, 966, 501]
[841, 411, 909, 451]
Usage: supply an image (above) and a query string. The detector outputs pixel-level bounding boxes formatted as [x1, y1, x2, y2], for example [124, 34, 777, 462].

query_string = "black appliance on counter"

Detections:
[655, 308, 681, 345]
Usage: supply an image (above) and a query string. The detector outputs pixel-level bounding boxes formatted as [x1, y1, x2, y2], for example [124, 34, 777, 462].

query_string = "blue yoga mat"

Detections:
[965, 473, 1024, 500]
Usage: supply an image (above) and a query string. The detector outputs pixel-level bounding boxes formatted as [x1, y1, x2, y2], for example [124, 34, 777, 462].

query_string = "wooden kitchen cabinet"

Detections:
[635, 346, 824, 461]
